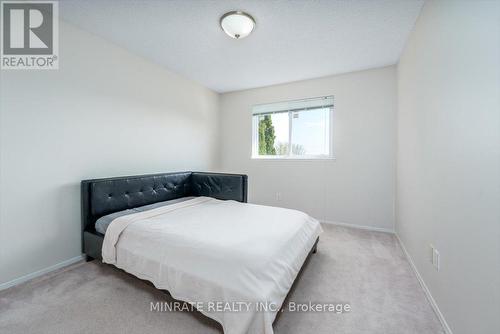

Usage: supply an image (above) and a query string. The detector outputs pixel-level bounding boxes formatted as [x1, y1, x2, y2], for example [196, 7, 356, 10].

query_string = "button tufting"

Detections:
[88, 173, 246, 222]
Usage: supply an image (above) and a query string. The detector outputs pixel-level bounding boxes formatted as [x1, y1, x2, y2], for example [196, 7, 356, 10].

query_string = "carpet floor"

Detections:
[0, 224, 444, 334]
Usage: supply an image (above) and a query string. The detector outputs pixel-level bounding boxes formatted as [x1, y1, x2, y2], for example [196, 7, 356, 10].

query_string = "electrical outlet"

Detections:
[430, 244, 440, 271]
[433, 249, 440, 271]
[275, 192, 282, 201]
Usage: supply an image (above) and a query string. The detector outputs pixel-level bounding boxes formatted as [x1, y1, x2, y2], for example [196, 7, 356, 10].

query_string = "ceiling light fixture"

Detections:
[220, 11, 256, 39]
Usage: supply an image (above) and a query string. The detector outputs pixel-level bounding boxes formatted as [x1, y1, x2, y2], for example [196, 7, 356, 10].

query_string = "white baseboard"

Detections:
[0, 255, 85, 291]
[395, 234, 453, 334]
[320, 219, 394, 234]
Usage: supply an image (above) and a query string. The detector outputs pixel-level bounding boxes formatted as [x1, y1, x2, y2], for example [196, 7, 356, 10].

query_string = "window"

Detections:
[252, 96, 334, 159]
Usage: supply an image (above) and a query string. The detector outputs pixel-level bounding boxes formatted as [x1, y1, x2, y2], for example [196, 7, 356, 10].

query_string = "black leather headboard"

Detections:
[81, 171, 247, 234]
[191, 172, 247, 202]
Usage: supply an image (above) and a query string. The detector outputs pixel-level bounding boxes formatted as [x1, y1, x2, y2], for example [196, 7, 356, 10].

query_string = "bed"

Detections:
[81, 172, 322, 334]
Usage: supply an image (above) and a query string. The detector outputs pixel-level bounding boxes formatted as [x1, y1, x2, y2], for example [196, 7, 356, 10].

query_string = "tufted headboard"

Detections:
[81, 171, 248, 234]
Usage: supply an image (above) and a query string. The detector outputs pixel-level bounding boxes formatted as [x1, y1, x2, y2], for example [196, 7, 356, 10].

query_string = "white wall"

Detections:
[219, 66, 397, 231]
[0, 21, 219, 285]
[396, 1, 500, 334]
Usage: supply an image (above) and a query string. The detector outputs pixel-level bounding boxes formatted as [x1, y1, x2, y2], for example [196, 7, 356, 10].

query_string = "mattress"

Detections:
[101, 197, 322, 334]
[94, 196, 195, 234]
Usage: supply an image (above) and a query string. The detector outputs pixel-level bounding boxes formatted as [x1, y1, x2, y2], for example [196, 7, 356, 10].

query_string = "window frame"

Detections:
[251, 98, 335, 160]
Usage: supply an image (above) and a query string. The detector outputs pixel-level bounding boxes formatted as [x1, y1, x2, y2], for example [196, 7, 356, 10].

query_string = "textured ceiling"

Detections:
[60, 0, 424, 93]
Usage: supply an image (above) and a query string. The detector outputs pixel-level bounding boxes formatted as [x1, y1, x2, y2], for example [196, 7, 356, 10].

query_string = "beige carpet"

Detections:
[0, 224, 444, 334]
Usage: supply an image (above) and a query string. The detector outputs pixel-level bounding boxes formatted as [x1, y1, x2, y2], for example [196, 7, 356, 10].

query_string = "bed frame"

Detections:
[81, 171, 318, 320]
[82, 171, 249, 260]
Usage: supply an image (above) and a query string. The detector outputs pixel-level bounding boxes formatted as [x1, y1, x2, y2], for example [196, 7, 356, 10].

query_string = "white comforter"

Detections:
[102, 197, 322, 334]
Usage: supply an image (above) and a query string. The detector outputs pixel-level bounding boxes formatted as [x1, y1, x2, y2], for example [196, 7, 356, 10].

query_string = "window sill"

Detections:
[251, 156, 336, 161]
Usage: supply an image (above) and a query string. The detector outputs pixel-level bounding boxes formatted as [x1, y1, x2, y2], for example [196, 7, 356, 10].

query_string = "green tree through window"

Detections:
[275, 142, 306, 155]
[258, 115, 276, 155]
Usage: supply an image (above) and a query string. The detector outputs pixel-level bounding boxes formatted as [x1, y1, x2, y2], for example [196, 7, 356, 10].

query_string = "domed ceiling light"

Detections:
[220, 11, 256, 39]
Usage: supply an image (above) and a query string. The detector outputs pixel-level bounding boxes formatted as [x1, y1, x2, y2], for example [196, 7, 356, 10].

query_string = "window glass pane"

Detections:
[290, 108, 330, 156]
[256, 112, 289, 156]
